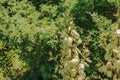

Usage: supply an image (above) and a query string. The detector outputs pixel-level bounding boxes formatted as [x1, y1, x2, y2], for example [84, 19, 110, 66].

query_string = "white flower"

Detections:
[116, 29, 120, 35]
[71, 57, 79, 62]
[113, 49, 119, 53]
[70, 21, 73, 24]
[106, 62, 112, 69]
[64, 37, 73, 46]
[71, 69, 76, 72]
[68, 27, 72, 31]
[77, 39, 82, 45]
[79, 63, 85, 69]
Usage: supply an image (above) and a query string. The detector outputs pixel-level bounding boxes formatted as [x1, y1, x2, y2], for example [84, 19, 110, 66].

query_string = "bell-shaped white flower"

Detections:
[79, 63, 85, 69]
[76, 38, 82, 45]
[116, 29, 120, 36]
[71, 57, 79, 63]
[68, 27, 72, 31]
[113, 49, 119, 53]
[106, 62, 112, 69]
[71, 30, 80, 38]
[70, 20, 73, 25]
[64, 37, 73, 47]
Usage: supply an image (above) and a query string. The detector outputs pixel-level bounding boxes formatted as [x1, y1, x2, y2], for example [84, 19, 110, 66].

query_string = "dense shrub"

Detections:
[0, 0, 120, 80]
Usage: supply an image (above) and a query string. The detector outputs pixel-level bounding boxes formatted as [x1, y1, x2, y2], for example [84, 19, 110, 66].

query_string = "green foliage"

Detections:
[0, 0, 120, 80]
[0, 0, 59, 80]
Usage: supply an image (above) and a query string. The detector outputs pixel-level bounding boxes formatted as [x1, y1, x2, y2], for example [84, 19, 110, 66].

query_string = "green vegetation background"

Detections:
[0, 0, 120, 80]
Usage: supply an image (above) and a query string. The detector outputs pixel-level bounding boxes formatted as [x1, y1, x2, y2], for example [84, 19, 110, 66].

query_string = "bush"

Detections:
[0, 0, 120, 80]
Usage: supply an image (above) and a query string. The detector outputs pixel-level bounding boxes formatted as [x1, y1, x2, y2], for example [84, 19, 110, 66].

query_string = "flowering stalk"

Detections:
[59, 19, 91, 80]
[98, 7, 120, 79]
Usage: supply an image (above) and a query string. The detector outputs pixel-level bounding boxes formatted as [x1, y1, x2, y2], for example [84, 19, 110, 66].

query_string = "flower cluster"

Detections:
[98, 10, 120, 79]
[59, 21, 90, 80]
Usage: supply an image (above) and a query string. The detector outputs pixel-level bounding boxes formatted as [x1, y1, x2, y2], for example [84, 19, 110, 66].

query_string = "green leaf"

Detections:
[55, 65, 59, 73]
